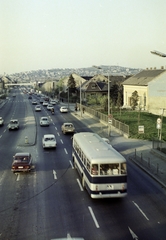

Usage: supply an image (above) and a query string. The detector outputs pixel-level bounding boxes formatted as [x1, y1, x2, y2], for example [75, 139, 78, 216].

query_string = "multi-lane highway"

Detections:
[0, 89, 166, 240]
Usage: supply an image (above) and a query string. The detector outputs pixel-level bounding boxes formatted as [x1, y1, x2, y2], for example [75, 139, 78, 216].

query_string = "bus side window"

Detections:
[91, 164, 98, 175]
[112, 164, 119, 175]
[121, 163, 127, 174]
[87, 160, 90, 172]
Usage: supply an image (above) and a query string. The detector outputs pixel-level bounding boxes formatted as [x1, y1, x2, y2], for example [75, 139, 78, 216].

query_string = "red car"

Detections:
[11, 152, 33, 173]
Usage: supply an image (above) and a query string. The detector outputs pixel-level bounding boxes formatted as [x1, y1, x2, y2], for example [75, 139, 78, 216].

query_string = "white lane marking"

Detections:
[128, 227, 139, 240]
[53, 170, 57, 179]
[88, 206, 100, 228]
[132, 201, 149, 221]
[55, 127, 57, 130]
[57, 132, 60, 136]
[16, 173, 20, 181]
[60, 139, 63, 144]
[0, 135, 2, 138]
[64, 148, 68, 154]
[69, 160, 74, 169]
[76, 178, 83, 191]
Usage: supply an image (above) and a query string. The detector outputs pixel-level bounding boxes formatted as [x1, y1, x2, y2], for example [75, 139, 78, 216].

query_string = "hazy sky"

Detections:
[1, 0, 166, 74]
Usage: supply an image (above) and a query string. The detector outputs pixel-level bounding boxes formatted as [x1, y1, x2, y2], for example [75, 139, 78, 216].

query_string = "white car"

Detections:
[47, 104, 54, 110]
[60, 106, 68, 113]
[35, 105, 41, 111]
[42, 134, 57, 149]
[32, 100, 37, 105]
[50, 100, 56, 105]
[43, 101, 48, 106]
[40, 117, 50, 126]
[0, 117, 4, 126]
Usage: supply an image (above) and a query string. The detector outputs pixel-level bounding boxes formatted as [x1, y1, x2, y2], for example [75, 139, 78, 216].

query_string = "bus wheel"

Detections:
[82, 175, 85, 188]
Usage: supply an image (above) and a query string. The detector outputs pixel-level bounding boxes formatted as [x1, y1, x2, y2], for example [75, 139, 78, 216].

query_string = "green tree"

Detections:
[116, 91, 123, 109]
[131, 90, 139, 110]
[110, 84, 119, 104]
[68, 74, 76, 91]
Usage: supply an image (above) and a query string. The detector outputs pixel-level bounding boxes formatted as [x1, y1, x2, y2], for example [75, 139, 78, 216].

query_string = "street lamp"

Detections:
[92, 65, 110, 115]
[150, 50, 166, 57]
[80, 81, 82, 117]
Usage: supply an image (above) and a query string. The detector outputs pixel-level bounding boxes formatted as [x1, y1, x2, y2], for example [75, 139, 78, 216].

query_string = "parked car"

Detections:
[11, 152, 33, 173]
[47, 104, 54, 111]
[40, 117, 49, 126]
[60, 106, 68, 113]
[0, 117, 4, 126]
[8, 119, 19, 130]
[42, 134, 57, 149]
[28, 95, 32, 99]
[61, 123, 75, 134]
[35, 105, 41, 111]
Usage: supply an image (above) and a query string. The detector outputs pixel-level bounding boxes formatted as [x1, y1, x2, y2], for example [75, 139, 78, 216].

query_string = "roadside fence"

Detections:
[78, 104, 130, 137]
[129, 148, 166, 183]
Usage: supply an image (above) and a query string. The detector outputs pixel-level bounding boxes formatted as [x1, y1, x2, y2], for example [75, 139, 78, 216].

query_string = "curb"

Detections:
[129, 156, 166, 189]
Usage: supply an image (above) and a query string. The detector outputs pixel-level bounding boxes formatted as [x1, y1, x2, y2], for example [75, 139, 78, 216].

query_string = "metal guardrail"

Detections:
[152, 139, 166, 154]
[79, 104, 130, 137]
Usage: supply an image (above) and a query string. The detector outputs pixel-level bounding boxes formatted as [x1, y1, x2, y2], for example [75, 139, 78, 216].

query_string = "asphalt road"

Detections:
[0, 89, 166, 240]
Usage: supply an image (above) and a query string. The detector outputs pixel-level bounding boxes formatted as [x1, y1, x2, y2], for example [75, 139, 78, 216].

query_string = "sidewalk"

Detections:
[65, 102, 166, 188]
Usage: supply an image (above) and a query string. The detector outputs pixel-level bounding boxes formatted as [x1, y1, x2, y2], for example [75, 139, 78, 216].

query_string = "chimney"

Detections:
[154, 67, 156, 70]
[161, 66, 164, 69]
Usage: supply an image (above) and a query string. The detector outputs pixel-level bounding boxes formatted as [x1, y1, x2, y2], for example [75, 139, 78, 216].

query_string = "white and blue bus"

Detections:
[72, 132, 127, 199]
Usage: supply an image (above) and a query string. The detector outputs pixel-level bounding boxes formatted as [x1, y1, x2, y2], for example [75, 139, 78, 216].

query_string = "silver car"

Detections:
[61, 123, 75, 134]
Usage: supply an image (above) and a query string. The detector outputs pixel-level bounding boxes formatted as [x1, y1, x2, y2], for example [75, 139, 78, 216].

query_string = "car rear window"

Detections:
[65, 124, 73, 127]
[44, 137, 55, 141]
[14, 156, 29, 162]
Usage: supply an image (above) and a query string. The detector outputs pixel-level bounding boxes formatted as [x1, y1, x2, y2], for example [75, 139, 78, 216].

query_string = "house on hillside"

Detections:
[122, 68, 166, 115]
[79, 74, 131, 103]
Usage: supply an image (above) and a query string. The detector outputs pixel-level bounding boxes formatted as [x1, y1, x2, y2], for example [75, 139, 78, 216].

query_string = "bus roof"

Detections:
[73, 132, 126, 163]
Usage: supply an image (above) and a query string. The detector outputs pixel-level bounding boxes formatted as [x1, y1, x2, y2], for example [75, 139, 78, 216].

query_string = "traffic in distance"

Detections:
[0, 87, 166, 240]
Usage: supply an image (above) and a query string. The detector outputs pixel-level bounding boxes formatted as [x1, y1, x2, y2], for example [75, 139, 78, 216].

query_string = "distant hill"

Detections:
[7, 65, 142, 82]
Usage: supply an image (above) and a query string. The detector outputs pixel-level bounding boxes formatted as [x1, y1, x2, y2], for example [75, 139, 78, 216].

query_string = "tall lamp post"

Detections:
[93, 65, 111, 136]
[150, 50, 166, 57]
[80, 81, 82, 117]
